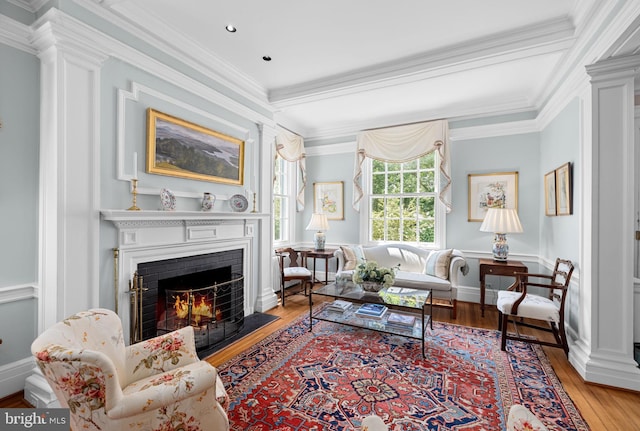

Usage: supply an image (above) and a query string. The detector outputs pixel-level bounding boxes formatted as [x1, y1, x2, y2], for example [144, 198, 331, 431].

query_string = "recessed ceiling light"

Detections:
[262, 56, 272, 62]
[225, 24, 237, 33]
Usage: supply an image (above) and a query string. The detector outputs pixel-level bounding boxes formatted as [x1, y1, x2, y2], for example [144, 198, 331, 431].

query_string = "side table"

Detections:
[478, 258, 528, 317]
[298, 249, 336, 284]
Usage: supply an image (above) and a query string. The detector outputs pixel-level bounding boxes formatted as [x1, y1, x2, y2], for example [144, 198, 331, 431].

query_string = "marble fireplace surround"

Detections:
[101, 209, 274, 345]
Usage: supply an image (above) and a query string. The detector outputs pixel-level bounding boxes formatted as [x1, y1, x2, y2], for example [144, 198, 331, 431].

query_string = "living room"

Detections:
[1, 0, 640, 428]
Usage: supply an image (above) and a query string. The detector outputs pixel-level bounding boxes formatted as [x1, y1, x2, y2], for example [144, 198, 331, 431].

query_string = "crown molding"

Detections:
[269, 18, 574, 107]
[449, 119, 539, 141]
[76, 0, 271, 111]
[0, 15, 35, 54]
[7, 0, 47, 13]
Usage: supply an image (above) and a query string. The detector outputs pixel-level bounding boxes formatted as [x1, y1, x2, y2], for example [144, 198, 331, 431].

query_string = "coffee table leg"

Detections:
[309, 289, 313, 332]
[422, 305, 426, 358]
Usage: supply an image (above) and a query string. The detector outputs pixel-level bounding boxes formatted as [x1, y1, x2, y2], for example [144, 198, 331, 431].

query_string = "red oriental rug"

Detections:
[216, 312, 589, 430]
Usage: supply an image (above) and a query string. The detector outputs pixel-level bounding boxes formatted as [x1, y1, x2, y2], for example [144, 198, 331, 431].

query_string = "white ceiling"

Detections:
[105, 0, 593, 139]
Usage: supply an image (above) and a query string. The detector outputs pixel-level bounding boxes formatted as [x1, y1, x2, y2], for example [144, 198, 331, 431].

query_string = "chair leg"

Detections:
[500, 313, 509, 351]
[451, 299, 457, 319]
[557, 322, 569, 357]
[281, 280, 285, 307]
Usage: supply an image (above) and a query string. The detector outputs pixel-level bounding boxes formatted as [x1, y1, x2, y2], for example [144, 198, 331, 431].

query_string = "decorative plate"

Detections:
[160, 188, 176, 211]
[229, 194, 249, 212]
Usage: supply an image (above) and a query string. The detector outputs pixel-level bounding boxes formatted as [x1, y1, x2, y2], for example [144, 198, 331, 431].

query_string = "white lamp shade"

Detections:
[479, 208, 523, 233]
[306, 213, 330, 231]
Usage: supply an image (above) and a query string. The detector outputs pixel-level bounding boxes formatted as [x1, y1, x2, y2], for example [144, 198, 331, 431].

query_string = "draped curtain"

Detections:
[275, 128, 306, 211]
[353, 119, 451, 212]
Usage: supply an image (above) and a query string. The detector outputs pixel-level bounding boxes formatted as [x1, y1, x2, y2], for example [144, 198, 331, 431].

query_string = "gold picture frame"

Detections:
[313, 181, 344, 220]
[555, 162, 572, 216]
[146, 108, 244, 185]
[544, 169, 557, 216]
[467, 171, 519, 222]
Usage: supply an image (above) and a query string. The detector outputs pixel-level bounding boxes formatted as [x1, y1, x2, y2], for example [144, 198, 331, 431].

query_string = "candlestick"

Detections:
[127, 179, 141, 211]
[132, 152, 138, 180]
[251, 192, 257, 213]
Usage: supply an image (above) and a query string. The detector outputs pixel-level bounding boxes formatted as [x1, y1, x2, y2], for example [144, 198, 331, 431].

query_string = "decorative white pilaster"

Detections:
[578, 55, 640, 390]
[254, 122, 279, 312]
[26, 9, 107, 407]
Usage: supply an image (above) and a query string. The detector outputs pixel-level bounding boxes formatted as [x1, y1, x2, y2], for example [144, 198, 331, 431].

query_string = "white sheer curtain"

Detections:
[353, 119, 451, 212]
[275, 128, 306, 211]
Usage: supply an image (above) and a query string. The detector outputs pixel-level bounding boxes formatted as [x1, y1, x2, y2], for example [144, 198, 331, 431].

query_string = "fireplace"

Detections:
[132, 249, 244, 350]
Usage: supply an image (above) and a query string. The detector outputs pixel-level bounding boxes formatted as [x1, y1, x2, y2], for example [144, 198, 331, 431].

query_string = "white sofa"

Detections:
[334, 244, 467, 318]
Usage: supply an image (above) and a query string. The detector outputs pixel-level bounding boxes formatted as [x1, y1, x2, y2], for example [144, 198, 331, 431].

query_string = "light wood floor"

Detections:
[4, 291, 640, 430]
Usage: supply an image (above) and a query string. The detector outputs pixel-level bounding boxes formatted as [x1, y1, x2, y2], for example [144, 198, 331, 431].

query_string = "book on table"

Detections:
[327, 300, 353, 312]
[355, 303, 388, 319]
[386, 312, 416, 327]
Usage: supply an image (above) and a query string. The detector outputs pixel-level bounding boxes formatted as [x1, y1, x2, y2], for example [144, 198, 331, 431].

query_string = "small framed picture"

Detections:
[544, 170, 556, 216]
[313, 181, 344, 220]
[555, 162, 572, 216]
[467, 172, 518, 222]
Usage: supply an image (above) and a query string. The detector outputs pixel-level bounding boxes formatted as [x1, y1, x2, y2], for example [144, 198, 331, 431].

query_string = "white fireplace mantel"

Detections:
[100, 209, 277, 344]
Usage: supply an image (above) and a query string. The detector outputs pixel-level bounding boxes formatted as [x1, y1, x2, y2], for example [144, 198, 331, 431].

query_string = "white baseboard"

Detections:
[0, 357, 35, 399]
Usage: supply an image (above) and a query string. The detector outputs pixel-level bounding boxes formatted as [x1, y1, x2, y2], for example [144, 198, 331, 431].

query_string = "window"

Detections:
[273, 155, 291, 243]
[366, 152, 443, 246]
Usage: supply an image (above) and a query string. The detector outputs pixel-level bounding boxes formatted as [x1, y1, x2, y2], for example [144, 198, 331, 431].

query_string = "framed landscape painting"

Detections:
[314, 181, 344, 220]
[467, 171, 518, 222]
[146, 108, 244, 185]
[544, 169, 557, 216]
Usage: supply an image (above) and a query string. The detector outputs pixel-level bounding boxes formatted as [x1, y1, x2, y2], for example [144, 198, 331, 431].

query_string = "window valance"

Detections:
[275, 128, 306, 211]
[353, 119, 451, 212]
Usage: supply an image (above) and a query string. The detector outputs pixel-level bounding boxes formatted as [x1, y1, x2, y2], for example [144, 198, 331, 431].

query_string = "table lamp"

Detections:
[479, 208, 523, 261]
[306, 213, 330, 251]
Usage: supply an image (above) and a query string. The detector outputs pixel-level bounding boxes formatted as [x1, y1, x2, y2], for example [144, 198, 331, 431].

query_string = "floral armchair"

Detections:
[31, 308, 229, 431]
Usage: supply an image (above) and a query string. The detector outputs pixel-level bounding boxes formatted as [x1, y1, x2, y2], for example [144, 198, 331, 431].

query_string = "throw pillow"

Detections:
[340, 245, 364, 271]
[424, 249, 453, 280]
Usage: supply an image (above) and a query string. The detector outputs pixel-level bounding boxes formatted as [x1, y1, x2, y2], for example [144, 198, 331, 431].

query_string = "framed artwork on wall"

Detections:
[544, 170, 557, 216]
[314, 181, 344, 220]
[146, 108, 245, 185]
[467, 171, 518, 222]
[555, 162, 572, 216]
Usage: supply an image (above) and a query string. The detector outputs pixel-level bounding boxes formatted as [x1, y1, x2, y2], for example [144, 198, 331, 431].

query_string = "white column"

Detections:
[25, 9, 107, 407]
[577, 55, 640, 390]
[254, 122, 279, 312]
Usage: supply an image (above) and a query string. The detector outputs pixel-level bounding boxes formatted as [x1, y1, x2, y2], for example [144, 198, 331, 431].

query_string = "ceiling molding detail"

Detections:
[82, 0, 271, 111]
[6, 0, 47, 13]
[269, 18, 575, 107]
[0, 15, 35, 54]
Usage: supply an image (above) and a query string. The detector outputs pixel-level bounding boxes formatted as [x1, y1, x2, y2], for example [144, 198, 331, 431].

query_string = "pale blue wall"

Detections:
[0, 43, 40, 365]
[98, 58, 264, 310]
[539, 99, 580, 265]
[302, 151, 358, 246]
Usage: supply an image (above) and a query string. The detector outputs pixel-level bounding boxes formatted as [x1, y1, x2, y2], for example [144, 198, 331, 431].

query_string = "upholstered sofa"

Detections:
[335, 244, 467, 318]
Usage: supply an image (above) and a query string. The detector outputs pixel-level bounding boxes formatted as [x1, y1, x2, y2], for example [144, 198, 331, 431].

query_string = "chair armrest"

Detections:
[448, 255, 467, 287]
[125, 325, 199, 385]
[107, 361, 219, 419]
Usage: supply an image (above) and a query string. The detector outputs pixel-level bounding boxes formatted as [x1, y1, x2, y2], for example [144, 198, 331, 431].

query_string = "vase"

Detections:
[201, 192, 215, 211]
[361, 281, 384, 292]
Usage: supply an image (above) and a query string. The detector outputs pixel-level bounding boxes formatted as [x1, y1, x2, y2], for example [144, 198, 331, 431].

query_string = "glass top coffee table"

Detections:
[309, 280, 433, 357]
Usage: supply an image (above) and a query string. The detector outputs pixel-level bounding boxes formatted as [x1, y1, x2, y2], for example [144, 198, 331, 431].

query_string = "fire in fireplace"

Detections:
[132, 250, 244, 350]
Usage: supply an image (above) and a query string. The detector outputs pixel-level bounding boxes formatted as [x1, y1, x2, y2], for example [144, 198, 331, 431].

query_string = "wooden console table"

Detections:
[478, 258, 528, 317]
[298, 248, 336, 284]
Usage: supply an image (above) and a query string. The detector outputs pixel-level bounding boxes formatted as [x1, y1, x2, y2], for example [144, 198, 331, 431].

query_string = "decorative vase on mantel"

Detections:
[201, 193, 215, 211]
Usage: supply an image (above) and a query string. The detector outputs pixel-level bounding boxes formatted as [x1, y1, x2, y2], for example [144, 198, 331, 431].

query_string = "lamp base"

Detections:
[313, 231, 326, 251]
[492, 233, 509, 261]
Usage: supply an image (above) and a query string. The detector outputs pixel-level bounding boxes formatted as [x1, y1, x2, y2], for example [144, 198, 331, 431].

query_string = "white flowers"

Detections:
[352, 261, 398, 288]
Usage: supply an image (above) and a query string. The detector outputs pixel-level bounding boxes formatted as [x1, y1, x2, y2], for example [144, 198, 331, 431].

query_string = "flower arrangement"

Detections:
[352, 261, 398, 289]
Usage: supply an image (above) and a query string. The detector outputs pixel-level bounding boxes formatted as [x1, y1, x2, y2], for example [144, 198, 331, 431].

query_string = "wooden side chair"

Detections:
[497, 258, 574, 356]
[275, 247, 312, 306]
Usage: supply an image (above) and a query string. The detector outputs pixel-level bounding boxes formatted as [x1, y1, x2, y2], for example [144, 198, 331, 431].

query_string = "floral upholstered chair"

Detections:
[31, 308, 229, 431]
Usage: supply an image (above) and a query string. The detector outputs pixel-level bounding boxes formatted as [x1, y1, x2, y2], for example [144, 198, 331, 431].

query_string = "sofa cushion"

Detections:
[340, 245, 364, 270]
[424, 249, 453, 279]
[394, 270, 451, 292]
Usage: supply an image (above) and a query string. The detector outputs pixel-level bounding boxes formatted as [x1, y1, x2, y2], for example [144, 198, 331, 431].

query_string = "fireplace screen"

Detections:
[157, 273, 244, 350]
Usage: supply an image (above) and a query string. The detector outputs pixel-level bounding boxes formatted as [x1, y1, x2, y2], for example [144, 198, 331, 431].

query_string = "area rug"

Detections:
[217, 312, 589, 430]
